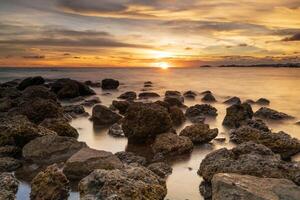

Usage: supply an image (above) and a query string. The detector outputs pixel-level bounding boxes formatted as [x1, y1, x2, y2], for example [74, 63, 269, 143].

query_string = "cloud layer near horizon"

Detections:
[0, 0, 300, 67]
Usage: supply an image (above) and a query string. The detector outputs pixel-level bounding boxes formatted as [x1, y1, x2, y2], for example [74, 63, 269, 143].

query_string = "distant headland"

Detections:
[201, 63, 300, 68]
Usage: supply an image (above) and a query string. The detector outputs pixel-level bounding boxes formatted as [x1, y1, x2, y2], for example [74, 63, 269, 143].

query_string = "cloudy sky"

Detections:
[0, 0, 300, 67]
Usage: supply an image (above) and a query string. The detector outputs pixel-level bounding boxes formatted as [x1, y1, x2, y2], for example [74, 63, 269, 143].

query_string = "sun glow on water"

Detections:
[156, 62, 170, 69]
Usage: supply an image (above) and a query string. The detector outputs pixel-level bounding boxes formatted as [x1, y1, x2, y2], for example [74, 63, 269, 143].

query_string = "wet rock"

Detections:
[91, 105, 122, 126]
[63, 147, 123, 180]
[81, 96, 101, 107]
[118, 91, 137, 100]
[30, 164, 70, 200]
[0, 157, 22, 172]
[67, 96, 85, 103]
[112, 100, 130, 115]
[230, 126, 300, 159]
[115, 151, 147, 166]
[63, 105, 87, 118]
[22, 85, 57, 101]
[122, 103, 172, 143]
[256, 98, 270, 105]
[51, 78, 95, 99]
[179, 123, 218, 144]
[40, 118, 79, 138]
[212, 173, 300, 200]
[84, 80, 101, 88]
[0, 87, 21, 99]
[101, 78, 119, 90]
[0, 173, 18, 200]
[0, 97, 13, 112]
[199, 180, 212, 199]
[17, 76, 45, 90]
[185, 104, 218, 122]
[152, 132, 193, 157]
[108, 123, 125, 137]
[245, 99, 255, 104]
[223, 96, 241, 105]
[254, 107, 293, 120]
[1, 79, 20, 87]
[147, 162, 172, 178]
[164, 91, 184, 107]
[198, 142, 300, 185]
[138, 92, 160, 99]
[201, 90, 212, 95]
[23, 135, 87, 164]
[78, 165, 167, 200]
[169, 106, 186, 126]
[0, 115, 56, 147]
[242, 118, 270, 132]
[202, 93, 216, 102]
[222, 103, 253, 128]
[183, 90, 197, 99]
[0, 146, 21, 158]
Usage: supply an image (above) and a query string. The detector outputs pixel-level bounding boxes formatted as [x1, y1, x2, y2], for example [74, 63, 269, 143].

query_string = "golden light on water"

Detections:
[156, 62, 170, 69]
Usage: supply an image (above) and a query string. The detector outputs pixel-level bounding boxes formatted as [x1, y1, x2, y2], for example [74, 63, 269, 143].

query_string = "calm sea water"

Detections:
[1, 67, 300, 200]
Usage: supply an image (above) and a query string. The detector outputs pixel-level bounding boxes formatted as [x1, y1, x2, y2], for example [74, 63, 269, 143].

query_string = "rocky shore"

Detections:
[0, 76, 299, 200]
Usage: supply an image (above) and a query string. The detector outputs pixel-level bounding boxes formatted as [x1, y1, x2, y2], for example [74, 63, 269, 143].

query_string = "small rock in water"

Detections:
[101, 78, 119, 90]
[91, 105, 122, 126]
[200, 90, 212, 95]
[108, 123, 125, 137]
[138, 92, 160, 99]
[254, 107, 293, 120]
[222, 103, 253, 128]
[223, 96, 241, 105]
[84, 80, 101, 88]
[202, 93, 216, 102]
[63, 105, 88, 118]
[118, 91, 137, 100]
[169, 106, 186, 126]
[164, 91, 184, 107]
[112, 100, 130, 114]
[81, 96, 101, 107]
[256, 98, 270, 105]
[40, 118, 79, 138]
[183, 90, 197, 99]
[185, 104, 218, 122]
[179, 123, 218, 144]
[17, 76, 45, 91]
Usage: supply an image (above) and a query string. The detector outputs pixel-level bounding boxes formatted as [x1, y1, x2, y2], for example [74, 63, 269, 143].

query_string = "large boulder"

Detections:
[122, 103, 172, 143]
[169, 106, 185, 126]
[91, 105, 122, 126]
[179, 123, 218, 144]
[51, 78, 95, 99]
[185, 104, 218, 122]
[0, 173, 18, 200]
[115, 151, 147, 166]
[198, 142, 300, 185]
[118, 91, 137, 100]
[79, 165, 167, 200]
[230, 126, 300, 159]
[23, 135, 87, 164]
[17, 76, 45, 90]
[101, 79, 119, 90]
[63, 147, 124, 180]
[254, 107, 293, 120]
[22, 85, 57, 101]
[0, 115, 55, 147]
[211, 173, 300, 200]
[30, 164, 70, 200]
[222, 103, 253, 128]
[0, 157, 22, 172]
[40, 118, 79, 138]
[152, 132, 193, 157]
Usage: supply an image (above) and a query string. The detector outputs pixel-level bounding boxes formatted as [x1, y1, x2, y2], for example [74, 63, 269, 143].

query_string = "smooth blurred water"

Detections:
[1, 67, 300, 200]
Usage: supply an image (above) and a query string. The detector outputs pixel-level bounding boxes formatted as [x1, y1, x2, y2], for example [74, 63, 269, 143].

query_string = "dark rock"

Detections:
[214, 138, 226, 142]
[0, 157, 22, 172]
[169, 106, 185, 126]
[296, 121, 300, 125]
[0, 87, 21, 99]
[122, 103, 172, 143]
[179, 123, 218, 144]
[256, 98, 270, 105]
[81, 96, 101, 107]
[0, 146, 21, 158]
[152, 132, 193, 157]
[91, 105, 122, 126]
[63, 147, 123, 180]
[1, 79, 20, 87]
[230, 126, 300, 159]
[30, 164, 70, 200]
[22, 85, 57, 101]
[23, 135, 87, 164]
[17, 76, 45, 90]
[0, 97, 14, 112]
[78, 165, 167, 200]
[242, 118, 270, 132]
[40, 118, 79, 138]
[254, 107, 293, 120]
[183, 90, 197, 99]
[245, 99, 255, 104]
[223, 96, 241, 105]
[112, 100, 130, 115]
[67, 96, 85, 103]
[101, 79, 119, 90]
[199, 180, 212, 200]
[200, 90, 212, 95]
[138, 92, 160, 99]
[63, 105, 87, 118]
[0, 172, 18, 200]
[108, 123, 125, 137]
[147, 162, 172, 178]
[84, 80, 101, 88]
[222, 103, 253, 128]
[115, 151, 147, 166]
[164, 91, 184, 107]
[185, 104, 218, 122]
[144, 81, 153, 85]
[118, 91, 137, 100]
[202, 93, 216, 102]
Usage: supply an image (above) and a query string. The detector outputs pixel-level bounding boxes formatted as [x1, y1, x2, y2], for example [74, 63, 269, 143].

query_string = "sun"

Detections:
[156, 62, 170, 69]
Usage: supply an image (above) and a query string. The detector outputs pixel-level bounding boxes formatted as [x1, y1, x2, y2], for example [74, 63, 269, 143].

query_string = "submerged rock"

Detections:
[212, 173, 300, 200]
[256, 98, 270, 105]
[254, 107, 293, 120]
[169, 106, 186, 126]
[118, 91, 137, 100]
[179, 123, 218, 144]
[63, 147, 123, 180]
[147, 162, 172, 178]
[185, 104, 218, 122]
[17, 76, 45, 90]
[222, 103, 253, 128]
[63, 105, 87, 118]
[202, 93, 216, 102]
[108, 123, 125, 137]
[223, 96, 241, 105]
[79, 165, 167, 200]
[91, 105, 122, 126]
[0, 157, 22, 172]
[101, 78, 119, 90]
[40, 118, 79, 138]
[115, 151, 147, 166]
[23, 135, 87, 164]
[138, 92, 160, 99]
[30, 164, 70, 200]
[81, 96, 101, 107]
[0, 173, 18, 200]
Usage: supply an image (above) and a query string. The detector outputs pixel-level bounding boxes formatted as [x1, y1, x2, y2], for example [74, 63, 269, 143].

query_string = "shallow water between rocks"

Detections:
[1, 67, 300, 200]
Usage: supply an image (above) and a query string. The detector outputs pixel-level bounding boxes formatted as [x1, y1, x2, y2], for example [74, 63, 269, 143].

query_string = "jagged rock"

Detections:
[222, 103, 253, 128]
[78, 165, 167, 200]
[23, 135, 87, 164]
[212, 173, 300, 200]
[185, 104, 218, 122]
[17, 76, 45, 90]
[81, 96, 101, 107]
[0, 87, 21, 99]
[152, 132, 193, 157]
[0, 173, 18, 200]
[147, 162, 172, 178]
[91, 105, 122, 126]
[241, 119, 270, 132]
[254, 107, 293, 120]
[112, 100, 130, 114]
[118, 91, 137, 100]
[0, 157, 22, 172]
[101, 79, 119, 90]
[223, 96, 241, 105]
[230, 126, 300, 159]
[0, 146, 21, 158]
[256, 98, 270, 105]
[138, 92, 160, 99]
[108, 123, 125, 137]
[40, 118, 79, 138]
[63, 147, 123, 180]
[0, 97, 14, 112]
[115, 151, 147, 166]
[30, 164, 70, 200]
[122, 103, 172, 143]
[169, 106, 185, 126]
[183, 91, 197, 99]
[179, 123, 218, 144]
[202, 93, 216, 102]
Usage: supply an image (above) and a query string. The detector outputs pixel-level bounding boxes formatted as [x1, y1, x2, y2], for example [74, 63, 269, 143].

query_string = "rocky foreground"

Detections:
[0, 76, 299, 200]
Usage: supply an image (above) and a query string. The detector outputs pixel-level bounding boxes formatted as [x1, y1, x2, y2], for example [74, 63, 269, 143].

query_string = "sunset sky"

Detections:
[0, 0, 300, 67]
